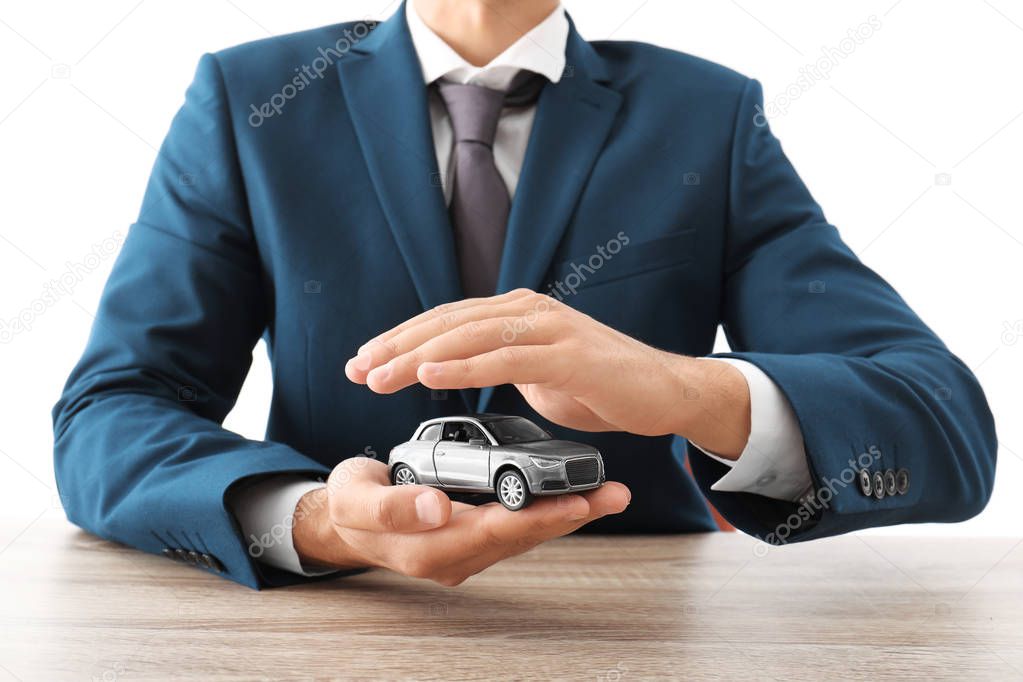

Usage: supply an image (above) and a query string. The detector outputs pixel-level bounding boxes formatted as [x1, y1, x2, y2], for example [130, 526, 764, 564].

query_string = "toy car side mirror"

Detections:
[468, 438, 487, 447]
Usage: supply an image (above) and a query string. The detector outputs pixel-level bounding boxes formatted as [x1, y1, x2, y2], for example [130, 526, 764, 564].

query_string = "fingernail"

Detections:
[352, 349, 373, 372]
[416, 492, 442, 526]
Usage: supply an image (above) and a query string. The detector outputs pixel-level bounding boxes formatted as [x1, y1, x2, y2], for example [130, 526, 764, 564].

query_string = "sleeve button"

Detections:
[884, 469, 897, 497]
[895, 468, 910, 495]
[872, 471, 886, 500]
[858, 469, 873, 497]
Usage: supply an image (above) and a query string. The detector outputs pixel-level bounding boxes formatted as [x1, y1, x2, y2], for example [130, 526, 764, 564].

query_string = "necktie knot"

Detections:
[436, 71, 546, 147]
[436, 82, 505, 147]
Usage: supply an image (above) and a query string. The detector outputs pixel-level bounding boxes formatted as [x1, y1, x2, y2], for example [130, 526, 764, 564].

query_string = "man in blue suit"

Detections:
[54, 0, 996, 589]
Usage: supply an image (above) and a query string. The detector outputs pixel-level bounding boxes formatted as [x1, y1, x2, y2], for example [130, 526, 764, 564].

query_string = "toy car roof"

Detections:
[419, 413, 519, 425]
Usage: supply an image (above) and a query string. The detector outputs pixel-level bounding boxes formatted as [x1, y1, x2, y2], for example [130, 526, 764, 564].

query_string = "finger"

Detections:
[345, 291, 541, 383]
[416, 345, 569, 390]
[328, 458, 453, 533]
[346, 290, 534, 374]
[577, 481, 632, 518]
[407, 483, 628, 575]
[377, 491, 589, 580]
[365, 317, 559, 393]
[450, 501, 478, 515]
[365, 288, 534, 348]
[468, 482, 630, 553]
[431, 482, 632, 584]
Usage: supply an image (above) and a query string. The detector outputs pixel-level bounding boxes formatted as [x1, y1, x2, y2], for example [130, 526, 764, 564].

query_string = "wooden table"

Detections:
[2, 517, 1021, 681]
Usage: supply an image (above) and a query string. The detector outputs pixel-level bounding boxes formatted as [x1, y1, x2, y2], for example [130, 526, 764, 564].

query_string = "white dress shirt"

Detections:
[230, 0, 812, 576]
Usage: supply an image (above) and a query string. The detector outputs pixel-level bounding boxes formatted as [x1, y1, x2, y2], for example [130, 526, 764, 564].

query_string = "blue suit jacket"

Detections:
[53, 7, 997, 588]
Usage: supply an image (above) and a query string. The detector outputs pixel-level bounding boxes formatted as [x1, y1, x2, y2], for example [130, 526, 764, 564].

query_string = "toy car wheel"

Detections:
[496, 469, 531, 511]
[392, 464, 417, 486]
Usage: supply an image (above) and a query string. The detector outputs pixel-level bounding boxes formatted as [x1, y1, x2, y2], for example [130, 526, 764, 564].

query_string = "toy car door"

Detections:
[434, 420, 491, 488]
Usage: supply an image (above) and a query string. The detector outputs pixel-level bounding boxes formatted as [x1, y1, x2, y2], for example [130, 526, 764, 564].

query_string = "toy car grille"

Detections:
[565, 457, 599, 486]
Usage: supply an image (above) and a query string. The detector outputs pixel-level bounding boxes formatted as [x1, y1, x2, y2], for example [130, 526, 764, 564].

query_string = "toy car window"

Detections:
[441, 422, 464, 441]
[484, 418, 551, 444]
[442, 422, 482, 443]
[418, 424, 442, 441]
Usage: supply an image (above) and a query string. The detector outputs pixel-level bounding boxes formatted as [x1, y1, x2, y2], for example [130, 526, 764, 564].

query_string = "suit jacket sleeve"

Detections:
[52, 54, 331, 589]
[687, 78, 997, 544]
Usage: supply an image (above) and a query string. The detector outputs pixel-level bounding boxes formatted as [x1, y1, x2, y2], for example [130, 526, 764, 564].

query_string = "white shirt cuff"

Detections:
[227, 474, 338, 577]
[691, 358, 813, 503]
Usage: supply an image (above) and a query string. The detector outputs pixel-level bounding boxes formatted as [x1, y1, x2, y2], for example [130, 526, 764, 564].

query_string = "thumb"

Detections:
[328, 458, 452, 532]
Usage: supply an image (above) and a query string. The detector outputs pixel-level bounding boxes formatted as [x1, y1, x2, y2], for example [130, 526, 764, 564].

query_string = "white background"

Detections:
[0, 0, 1020, 542]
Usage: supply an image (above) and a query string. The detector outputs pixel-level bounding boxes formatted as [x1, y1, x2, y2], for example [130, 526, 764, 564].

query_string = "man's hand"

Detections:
[345, 289, 751, 457]
[293, 457, 631, 585]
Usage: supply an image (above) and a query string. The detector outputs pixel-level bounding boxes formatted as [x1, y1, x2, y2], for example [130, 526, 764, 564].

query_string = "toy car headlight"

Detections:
[529, 456, 561, 469]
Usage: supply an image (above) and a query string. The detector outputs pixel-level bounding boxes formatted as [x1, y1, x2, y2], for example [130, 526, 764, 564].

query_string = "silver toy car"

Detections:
[388, 414, 606, 510]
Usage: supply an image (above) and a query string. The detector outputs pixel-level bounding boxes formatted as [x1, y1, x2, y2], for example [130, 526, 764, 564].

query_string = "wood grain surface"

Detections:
[1, 517, 1020, 681]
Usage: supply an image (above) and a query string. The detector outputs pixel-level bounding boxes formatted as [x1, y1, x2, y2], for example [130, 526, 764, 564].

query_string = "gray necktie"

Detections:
[437, 73, 545, 298]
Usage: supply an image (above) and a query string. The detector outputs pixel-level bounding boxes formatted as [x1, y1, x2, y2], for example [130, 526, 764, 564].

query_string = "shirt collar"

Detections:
[405, 1, 568, 90]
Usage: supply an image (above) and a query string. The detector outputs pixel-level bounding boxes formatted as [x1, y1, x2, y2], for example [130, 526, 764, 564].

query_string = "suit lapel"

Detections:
[480, 23, 622, 413]
[336, 8, 462, 312]
[338, 7, 478, 412]
[495, 23, 622, 296]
